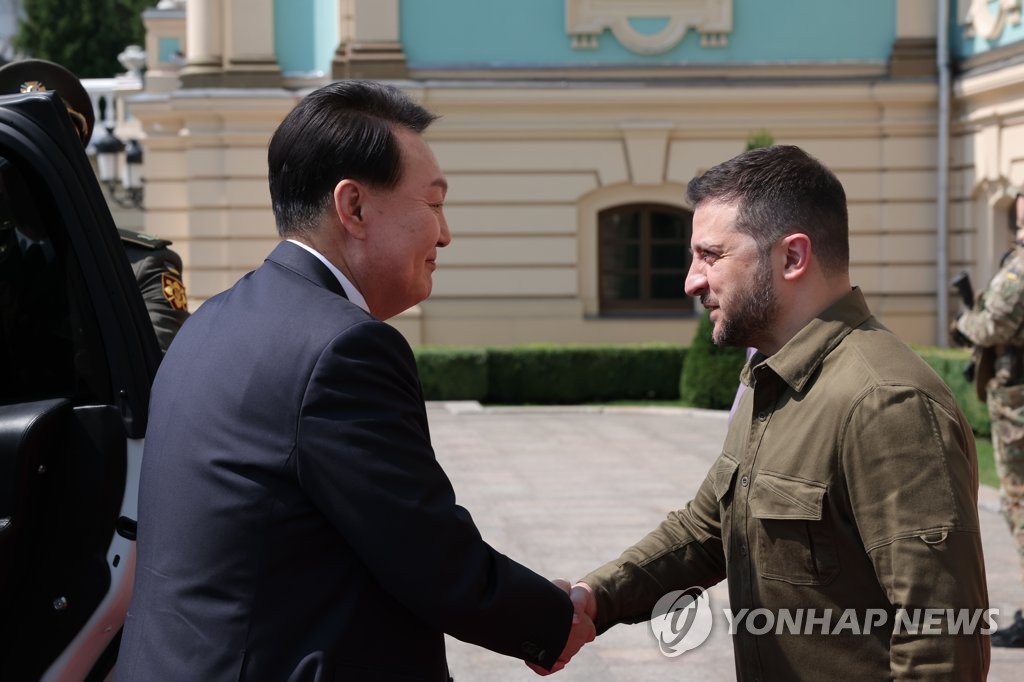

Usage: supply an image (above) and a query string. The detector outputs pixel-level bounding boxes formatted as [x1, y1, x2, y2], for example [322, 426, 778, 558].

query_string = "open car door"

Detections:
[0, 90, 162, 680]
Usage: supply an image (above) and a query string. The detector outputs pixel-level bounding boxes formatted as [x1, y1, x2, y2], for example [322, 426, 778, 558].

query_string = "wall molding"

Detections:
[963, 0, 1022, 41]
[565, 0, 732, 54]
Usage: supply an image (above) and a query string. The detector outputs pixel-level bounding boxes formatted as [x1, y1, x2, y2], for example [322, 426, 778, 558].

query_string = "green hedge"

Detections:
[415, 347, 489, 401]
[914, 346, 990, 437]
[679, 312, 747, 410]
[414, 343, 992, 438]
[414, 343, 685, 404]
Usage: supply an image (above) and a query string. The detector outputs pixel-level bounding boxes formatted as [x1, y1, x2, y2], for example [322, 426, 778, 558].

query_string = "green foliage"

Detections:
[413, 343, 686, 404]
[914, 345, 991, 437]
[486, 344, 684, 404]
[746, 129, 775, 151]
[415, 346, 488, 401]
[678, 312, 747, 409]
[413, 341, 994, 445]
[975, 437, 998, 489]
[14, 0, 151, 77]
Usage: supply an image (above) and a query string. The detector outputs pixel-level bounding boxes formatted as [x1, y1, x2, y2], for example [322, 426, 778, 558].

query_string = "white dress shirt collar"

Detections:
[286, 239, 370, 314]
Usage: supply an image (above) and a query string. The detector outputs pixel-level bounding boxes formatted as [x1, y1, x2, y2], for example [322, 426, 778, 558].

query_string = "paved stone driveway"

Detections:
[427, 403, 1024, 681]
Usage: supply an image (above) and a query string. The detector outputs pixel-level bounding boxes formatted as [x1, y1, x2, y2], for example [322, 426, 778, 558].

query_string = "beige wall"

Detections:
[126, 0, 970, 348]
[425, 82, 943, 345]
[132, 91, 293, 305]
[133, 77, 948, 346]
[954, 60, 1024, 296]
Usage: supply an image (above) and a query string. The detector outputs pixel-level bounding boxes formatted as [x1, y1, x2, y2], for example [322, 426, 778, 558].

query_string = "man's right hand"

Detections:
[569, 582, 597, 622]
[525, 580, 597, 675]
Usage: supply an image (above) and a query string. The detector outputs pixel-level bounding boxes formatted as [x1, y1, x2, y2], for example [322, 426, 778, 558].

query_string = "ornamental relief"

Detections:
[963, 0, 1022, 40]
[565, 0, 733, 54]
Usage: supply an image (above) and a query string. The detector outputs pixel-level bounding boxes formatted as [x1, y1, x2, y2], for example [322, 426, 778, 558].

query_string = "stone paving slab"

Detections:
[426, 403, 1024, 681]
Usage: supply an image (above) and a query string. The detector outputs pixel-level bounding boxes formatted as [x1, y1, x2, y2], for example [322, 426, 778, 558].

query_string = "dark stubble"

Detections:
[710, 252, 778, 348]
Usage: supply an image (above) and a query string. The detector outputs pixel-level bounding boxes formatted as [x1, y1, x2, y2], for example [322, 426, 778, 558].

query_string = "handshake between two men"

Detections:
[112, 80, 991, 682]
[527, 581, 597, 676]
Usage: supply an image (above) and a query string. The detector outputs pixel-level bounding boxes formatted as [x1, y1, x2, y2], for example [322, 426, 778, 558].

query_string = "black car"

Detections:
[0, 89, 162, 680]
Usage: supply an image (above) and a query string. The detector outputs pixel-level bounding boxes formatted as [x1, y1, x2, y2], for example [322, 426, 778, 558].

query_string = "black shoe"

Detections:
[992, 609, 1024, 648]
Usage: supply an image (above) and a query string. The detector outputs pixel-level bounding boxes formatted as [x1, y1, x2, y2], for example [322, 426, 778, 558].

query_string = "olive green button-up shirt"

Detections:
[583, 288, 990, 680]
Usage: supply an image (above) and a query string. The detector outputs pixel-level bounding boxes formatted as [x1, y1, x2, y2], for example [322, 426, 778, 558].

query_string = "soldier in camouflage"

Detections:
[957, 192, 1024, 648]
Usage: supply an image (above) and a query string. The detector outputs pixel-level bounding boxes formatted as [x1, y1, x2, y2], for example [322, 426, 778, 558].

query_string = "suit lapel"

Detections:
[265, 241, 348, 299]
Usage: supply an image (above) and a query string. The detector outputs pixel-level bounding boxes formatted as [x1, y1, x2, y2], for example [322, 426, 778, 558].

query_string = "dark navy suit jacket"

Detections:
[116, 241, 572, 681]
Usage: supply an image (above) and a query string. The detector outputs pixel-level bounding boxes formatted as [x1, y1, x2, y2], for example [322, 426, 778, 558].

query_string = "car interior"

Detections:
[0, 91, 159, 681]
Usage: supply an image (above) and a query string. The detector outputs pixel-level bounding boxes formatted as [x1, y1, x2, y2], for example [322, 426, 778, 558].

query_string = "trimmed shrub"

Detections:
[678, 312, 747, 409]
[414, 346, 488, 401]
[414, 343, 686, 404]
[746, 129, 775, 151]
[413, 341, 991, 438]
[486, 343, 685, 404]
[414, 340, 992, 441]
[914, 346, 990, 437]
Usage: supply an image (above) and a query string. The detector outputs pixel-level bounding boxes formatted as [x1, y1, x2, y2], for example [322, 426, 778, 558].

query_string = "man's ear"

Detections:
[780, 233, 812, 281]
[333, 179, 367, 238]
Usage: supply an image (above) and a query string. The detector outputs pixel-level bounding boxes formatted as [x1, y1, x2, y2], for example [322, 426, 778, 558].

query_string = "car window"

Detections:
[0, 152, 109, 405]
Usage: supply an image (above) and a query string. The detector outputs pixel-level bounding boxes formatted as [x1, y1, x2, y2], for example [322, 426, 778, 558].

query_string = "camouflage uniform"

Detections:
[957, 244, 1024, 579]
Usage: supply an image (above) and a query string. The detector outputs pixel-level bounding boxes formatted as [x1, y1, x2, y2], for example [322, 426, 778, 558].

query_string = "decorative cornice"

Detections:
[332, 41, 409, 80]
[956, 32, 1024, 76]
[963, 0, 1022, 41]
[408, 61, 888, 84]
[565, 0, 732, 54]
[888, 37, 936, 78]
[955, 54, 1024, 100]
[978, 177, 1015, 198]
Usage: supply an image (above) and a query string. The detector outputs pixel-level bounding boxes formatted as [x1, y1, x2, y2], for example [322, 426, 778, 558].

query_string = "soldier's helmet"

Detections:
[0, 59, 95, 147]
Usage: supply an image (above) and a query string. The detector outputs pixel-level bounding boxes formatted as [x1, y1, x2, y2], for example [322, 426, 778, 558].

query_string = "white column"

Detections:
[332, 0, 407, 79]
[181, 0, 223, 85]
[352, 0, 399, 42]
[222, 0, 281, 87]
[890, 0, 938, 77]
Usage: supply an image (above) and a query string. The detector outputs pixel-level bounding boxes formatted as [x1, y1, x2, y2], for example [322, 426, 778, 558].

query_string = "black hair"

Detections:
[687, 145, 849, 272]
[267, 80, 437, 236]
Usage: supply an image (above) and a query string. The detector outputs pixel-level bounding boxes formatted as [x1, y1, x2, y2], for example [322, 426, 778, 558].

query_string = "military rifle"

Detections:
[950, 270, 976, 381]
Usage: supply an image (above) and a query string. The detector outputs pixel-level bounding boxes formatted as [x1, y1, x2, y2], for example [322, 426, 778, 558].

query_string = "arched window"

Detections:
[598, 203, 692, 314]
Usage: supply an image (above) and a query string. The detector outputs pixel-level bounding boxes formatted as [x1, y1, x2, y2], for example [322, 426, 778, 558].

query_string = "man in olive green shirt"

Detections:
[567, 146, 990, 679]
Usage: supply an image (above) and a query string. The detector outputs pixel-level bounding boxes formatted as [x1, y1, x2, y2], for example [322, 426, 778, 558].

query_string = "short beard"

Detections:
[711, 254, 778, 349]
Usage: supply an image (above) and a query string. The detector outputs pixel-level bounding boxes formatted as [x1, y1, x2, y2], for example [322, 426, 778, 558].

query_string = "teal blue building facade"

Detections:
[399, 0, 894, 69]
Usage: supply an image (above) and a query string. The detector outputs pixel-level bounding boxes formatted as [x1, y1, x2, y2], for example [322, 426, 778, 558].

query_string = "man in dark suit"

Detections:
[115, 80, 593, 680]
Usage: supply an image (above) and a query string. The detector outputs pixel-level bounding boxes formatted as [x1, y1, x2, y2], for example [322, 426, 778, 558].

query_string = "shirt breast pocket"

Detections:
[748, 471, 840, 586]
[711, 453, 740, 553]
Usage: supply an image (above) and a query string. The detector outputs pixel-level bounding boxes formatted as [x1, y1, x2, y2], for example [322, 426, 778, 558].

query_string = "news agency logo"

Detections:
[650, 587, 714, 657]
[649, 588, 999, 658]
